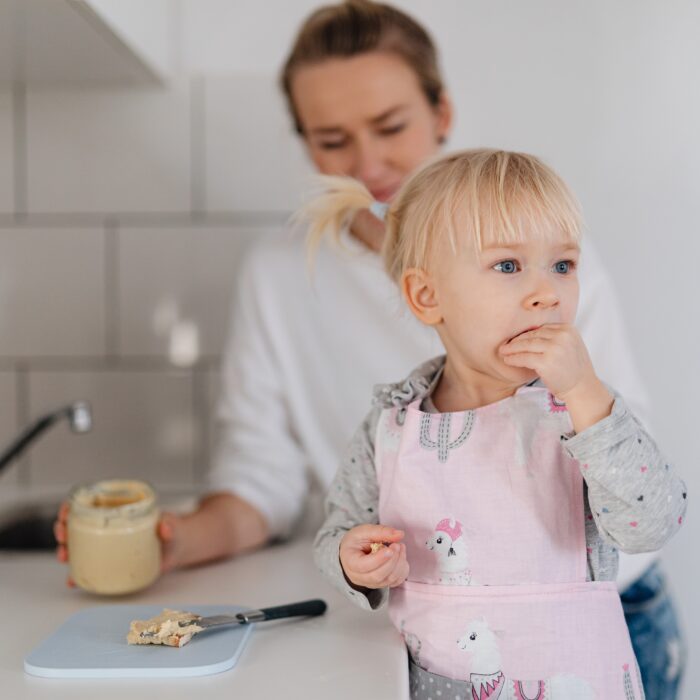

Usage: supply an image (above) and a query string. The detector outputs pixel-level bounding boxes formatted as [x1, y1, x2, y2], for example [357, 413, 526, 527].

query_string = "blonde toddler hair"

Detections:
[305, 149, 583, 284]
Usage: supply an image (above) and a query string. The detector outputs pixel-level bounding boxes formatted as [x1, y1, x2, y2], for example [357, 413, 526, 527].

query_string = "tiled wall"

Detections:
[0, 74, 311, 494]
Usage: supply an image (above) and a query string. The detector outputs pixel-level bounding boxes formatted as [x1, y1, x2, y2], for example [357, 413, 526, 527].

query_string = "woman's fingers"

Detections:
[58, 501, 70, 523]
[53, 519, 66, 545]
[54, 501, 70, 563]
[158, 516, 174, 542]
[56, 543, 68, 563]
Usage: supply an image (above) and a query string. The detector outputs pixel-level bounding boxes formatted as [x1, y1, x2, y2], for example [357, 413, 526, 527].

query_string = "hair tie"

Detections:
[369, 200, 389, 222]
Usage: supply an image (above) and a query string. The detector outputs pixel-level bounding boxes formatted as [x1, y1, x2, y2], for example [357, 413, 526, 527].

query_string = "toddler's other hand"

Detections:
[499, 323, 597, 398]
[339, 524, 409, 590]
[499, 323, 613, 431]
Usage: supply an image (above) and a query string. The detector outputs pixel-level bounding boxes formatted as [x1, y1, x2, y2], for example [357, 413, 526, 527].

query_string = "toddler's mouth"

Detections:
[505, 325, 542, 344]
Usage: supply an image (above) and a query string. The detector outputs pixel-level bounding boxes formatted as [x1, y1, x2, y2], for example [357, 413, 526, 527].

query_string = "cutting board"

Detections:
[24, 604, 253, 678]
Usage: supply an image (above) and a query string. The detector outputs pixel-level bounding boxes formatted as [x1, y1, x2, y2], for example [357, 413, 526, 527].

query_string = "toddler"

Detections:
[309, 149, 686, 699]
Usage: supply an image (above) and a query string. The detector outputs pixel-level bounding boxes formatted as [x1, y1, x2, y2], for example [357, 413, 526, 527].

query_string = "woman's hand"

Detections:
[53, 502, 76, 587]
[339, 524, 409, 590]
[499, 323, 613, 432]
[157, 512, 187, 573]
[54, 502, 178, 585]
[349, 209, 386, 252]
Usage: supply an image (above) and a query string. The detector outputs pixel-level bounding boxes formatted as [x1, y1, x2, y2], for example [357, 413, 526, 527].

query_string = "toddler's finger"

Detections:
[66, 575, 76, 588]
[351, 542, 398, 575]
[363, 545, 406, 581]
[57, 544, 68, 563]
[352, 523, 404, 546]
[501, 352, 541, 369]
[369, 546, 408, 586]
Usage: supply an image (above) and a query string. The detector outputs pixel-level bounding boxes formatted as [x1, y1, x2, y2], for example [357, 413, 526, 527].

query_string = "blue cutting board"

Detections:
[24, 604, 253, 678]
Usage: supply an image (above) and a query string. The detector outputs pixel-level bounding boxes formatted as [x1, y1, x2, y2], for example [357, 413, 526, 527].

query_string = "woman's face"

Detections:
[291, 51, 452, 202]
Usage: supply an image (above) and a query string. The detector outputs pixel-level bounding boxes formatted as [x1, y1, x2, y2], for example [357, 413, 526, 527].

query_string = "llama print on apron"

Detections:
[374, 384, 644, 699]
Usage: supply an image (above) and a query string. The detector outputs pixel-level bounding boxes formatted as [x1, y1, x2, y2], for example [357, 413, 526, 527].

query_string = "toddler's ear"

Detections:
[402, 268, 442, 326]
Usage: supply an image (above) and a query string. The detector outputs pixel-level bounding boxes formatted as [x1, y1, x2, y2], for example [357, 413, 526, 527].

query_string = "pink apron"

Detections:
[376, 385, 643, 699]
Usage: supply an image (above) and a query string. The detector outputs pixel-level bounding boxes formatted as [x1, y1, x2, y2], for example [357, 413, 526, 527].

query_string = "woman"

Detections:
[56, 2, 683, 696]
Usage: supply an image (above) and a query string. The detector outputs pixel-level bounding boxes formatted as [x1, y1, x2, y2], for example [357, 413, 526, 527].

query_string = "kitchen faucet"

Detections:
[0, 402, 92, 474]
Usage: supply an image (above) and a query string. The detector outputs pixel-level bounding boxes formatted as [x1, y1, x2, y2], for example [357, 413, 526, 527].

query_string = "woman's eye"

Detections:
[553, 260, 575, 274]
[379, 123, 406, 137]
[318, 140, 347, 150]
[493, 260, 519, 274]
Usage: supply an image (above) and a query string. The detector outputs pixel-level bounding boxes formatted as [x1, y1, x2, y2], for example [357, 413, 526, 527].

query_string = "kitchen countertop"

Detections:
[0, 536, 408, 699]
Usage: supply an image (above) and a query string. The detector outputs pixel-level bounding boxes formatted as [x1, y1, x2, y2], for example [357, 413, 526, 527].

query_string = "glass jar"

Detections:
[67, 479, 160, 595]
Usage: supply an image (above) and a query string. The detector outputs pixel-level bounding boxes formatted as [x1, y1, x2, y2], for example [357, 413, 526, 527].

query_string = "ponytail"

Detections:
[301, 175, 376, 266]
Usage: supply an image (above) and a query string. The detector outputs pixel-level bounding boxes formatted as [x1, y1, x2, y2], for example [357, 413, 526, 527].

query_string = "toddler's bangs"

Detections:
[451, 153, 582, 254]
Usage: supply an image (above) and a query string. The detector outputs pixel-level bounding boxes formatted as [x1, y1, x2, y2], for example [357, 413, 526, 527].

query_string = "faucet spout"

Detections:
[0, 401, 92, 473]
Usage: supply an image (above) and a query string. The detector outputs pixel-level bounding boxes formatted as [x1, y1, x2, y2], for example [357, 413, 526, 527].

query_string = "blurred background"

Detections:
[0, 1, 697, 694]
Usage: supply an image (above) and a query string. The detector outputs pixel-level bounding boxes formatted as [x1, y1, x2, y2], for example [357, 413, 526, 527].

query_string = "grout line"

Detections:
[192, 366, 209, 485]
[0, 356, 221, 372]
[104, 218, 120, 358]
[0, 210, 290, 228]
[12, 81, 27, 218]
[190, 75, 206, 219]
[14, 364, 30, 486]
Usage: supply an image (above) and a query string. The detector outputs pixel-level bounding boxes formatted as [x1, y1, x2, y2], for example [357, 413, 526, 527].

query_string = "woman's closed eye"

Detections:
[377, 122, 407, 137]
[318, 138, 349, 150]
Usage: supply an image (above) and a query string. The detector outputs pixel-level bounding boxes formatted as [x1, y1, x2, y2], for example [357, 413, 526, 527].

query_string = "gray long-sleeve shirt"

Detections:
[314, 356, 687, 611]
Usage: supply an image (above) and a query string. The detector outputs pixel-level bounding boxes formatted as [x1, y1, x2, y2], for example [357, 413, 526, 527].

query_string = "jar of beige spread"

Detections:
[67, 479, 160, 595]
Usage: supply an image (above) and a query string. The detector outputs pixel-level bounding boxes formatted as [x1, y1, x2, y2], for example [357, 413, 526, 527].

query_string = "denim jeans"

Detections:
[622, 562, 686, 700]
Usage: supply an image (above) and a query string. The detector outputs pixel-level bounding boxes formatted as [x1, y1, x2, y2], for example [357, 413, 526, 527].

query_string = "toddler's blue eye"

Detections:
[493, 260, 519, 274]
[553, 260, 574, 274]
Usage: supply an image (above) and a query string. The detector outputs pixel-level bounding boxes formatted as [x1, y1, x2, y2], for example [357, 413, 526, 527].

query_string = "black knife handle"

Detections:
[258, 598, 327, 621]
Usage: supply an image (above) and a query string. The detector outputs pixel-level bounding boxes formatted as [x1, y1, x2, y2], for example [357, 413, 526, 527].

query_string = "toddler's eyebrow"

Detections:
[482, 243, 580, 253]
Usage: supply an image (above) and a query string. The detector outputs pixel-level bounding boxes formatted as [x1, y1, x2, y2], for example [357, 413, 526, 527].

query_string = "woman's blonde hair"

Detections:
[281, 0, 444, 135]
[305, 149, 582, 284]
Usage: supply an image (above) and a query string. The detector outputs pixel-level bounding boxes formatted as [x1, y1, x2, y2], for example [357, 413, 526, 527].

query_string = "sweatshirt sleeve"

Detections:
[207, 243, 309, 538]
[313, 404, 389, 611]
[562, 393, 687, 553]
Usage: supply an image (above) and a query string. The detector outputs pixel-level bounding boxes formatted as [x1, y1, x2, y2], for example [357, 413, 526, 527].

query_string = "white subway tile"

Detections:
[26, 82, 191, 213]
[27, 369, 195, 489]
[205, 75, 313, 212]
[0, 92, 13, 213]
[118, 225, 270, 358]
[0, 227, 105, 357]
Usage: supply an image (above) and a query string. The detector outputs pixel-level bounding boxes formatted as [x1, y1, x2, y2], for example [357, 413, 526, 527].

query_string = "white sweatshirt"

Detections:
[208, 228, 655, 589]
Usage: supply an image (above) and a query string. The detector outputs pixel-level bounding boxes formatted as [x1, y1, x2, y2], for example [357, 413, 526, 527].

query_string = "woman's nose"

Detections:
[350, 137, 386, 184]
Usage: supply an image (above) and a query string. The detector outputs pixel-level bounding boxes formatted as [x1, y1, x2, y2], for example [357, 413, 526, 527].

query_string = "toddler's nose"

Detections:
[523, 271, 559, 310]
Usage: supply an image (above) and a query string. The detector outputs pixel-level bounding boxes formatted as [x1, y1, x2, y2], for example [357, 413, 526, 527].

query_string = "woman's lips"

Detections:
[370, 184, 400, 202]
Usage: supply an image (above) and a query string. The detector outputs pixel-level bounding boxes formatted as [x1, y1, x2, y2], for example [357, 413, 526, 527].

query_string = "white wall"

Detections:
[0, 0, 697, 693]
